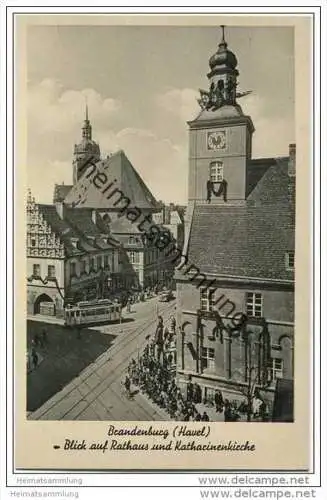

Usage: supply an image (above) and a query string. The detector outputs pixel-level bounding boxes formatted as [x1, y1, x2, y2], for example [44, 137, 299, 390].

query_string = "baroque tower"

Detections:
[188, 26, 254, 204]
[72, 105, 101, 184]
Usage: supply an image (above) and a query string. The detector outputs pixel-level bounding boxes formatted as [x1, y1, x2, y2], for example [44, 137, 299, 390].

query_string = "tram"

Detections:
[64, 299, 121, 326]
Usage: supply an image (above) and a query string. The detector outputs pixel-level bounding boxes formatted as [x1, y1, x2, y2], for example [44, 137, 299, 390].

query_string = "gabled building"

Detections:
[152, 203, 185, 252]
[26, 190, 122, 322]
[64, 148, 175, 290]
[175, 28, 295, 417]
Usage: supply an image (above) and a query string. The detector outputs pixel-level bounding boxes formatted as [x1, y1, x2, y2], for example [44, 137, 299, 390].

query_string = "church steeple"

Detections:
[82, 102, 92, 141]
[73, 104, 101, 185]
[197, 26, 251, 111]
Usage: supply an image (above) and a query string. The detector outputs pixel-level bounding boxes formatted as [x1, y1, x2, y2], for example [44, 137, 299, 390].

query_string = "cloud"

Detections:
[28, 79, 121, 134]
[239, 93, 294, 157]
[28, 159, 73, 204]
[155, 88, 199, 123]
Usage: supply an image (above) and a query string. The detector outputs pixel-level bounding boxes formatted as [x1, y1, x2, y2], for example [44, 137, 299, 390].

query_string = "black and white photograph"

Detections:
[25, 22, 297, 425]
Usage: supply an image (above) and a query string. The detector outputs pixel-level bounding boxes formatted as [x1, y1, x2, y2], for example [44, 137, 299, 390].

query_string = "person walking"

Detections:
[41, 328, 48, 346]
[214, 389, 224, 413]
[202, 411, 210, 422]
[124, 375, 132, 397]
[154, 316, 164, 363]
[32, 351, 38, 370]
[186, 376, 194, 403]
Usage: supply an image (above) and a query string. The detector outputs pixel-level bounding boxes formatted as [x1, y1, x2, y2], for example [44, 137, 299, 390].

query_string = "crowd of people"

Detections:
[123, 285, 169, 311]
[123, 315, 269, 422]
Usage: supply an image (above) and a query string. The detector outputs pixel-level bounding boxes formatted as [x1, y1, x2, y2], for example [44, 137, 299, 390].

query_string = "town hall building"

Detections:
[175, 28, 295, 419]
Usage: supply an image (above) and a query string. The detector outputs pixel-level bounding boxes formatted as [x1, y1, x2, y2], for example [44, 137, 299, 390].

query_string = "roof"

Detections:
[188, 104, 255, 134]
[38, 204, 120, 257]
[38, 204, 81, 257]
[64, 149, 158, 210]
[185, 157, 295, 282]
[110, 216, 146, 235]
[53, 184, 73, 203]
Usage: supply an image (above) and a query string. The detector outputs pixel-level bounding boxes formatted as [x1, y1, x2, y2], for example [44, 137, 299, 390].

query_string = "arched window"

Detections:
[209, 161, 224, 183]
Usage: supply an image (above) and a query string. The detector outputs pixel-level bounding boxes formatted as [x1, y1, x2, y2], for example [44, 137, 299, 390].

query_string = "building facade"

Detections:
[152, 203, 185, 254]
[26, 191, 122, 322]
[175, 29, 295, 417]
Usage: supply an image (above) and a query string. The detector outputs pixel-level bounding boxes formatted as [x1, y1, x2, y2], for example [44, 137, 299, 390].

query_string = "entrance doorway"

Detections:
[33, 293, 56, 316]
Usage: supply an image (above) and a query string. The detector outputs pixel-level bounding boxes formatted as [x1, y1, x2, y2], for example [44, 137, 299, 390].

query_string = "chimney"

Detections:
[288, 143, 296, 177]
[55, 202, 65, 219]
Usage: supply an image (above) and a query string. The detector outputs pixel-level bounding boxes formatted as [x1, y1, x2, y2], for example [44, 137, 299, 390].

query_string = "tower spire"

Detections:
[82, 100, 92, 141]
[73, 102, 101, 184]
[220, 25, 226, 44]
[85, 98, 89, 122]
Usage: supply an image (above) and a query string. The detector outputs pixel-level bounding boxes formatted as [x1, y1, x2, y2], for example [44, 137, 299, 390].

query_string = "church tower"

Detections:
[72, 105, 101, 184]
[188, 26, 254, 204]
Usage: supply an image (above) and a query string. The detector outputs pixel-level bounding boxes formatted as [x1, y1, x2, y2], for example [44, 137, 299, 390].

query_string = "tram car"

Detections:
[64, 299, 121, 326]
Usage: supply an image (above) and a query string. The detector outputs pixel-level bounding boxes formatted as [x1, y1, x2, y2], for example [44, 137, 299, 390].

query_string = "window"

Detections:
[210, 161, 224, 182]
[202, 347, 215, 370]
[31, 238, 36, 247]
[246, 292, 263, 317]
[129, 251, 139, 264]
[268, 358, 283, 381]
[286, 251, 295, 270]
[97, 256, 102, 269]
[128, 236, 136, 245]
[104, 255, 109, 269]
[90, 257, 95, 271]
[33, 264, 40, 277]
[47, 265, 56, 278]
[70, 262, 76, 277]
[200, 288, 215, 312]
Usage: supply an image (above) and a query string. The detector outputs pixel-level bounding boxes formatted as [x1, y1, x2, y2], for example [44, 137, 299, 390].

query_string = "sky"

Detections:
[26, 24, 295, 205]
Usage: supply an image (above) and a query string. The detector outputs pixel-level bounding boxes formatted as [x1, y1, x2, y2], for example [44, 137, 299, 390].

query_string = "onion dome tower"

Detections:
[72, 104, 101, 184]
[197, 26, 251, 112]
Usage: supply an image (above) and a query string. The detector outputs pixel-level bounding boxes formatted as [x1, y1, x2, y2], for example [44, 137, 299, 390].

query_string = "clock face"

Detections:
[207, 131, 226, 150]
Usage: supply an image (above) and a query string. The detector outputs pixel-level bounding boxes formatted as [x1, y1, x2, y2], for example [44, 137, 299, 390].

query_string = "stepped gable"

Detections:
[187, 158, 295, 281]
[64, 150, 158, 210]
[53, 184, 73, 203]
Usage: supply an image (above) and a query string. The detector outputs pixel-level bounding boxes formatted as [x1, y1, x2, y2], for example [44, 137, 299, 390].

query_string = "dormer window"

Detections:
[210, 161, 224, 182]
[285, 251, 295, 270]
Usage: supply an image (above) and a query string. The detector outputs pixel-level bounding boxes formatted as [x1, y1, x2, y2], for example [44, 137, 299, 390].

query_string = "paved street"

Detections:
[28, 296, 176, 421]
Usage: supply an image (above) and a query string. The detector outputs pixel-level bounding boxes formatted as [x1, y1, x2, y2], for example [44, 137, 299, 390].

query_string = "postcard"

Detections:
[13, 13, 312, 471]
